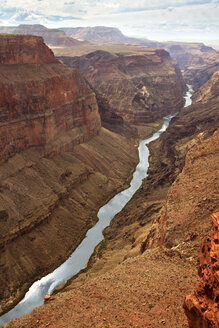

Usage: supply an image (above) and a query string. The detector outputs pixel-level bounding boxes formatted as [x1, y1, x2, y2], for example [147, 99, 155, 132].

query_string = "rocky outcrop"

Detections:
[59, 49, 185, 124]
[0, 24, 83, 47]
[0, 34, 101, 163]
[183, 212, 219, 328]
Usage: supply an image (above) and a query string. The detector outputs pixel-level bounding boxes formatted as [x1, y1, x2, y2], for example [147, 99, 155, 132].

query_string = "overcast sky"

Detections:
[0, 0, 218, 41]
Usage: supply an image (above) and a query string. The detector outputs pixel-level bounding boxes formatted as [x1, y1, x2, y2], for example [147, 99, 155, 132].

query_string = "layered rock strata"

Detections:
[0, 35, 101, 163]
[183, 212, 219, 328]
[59, 49, 185, 124]
[60, 25, 219, 90]
[0, 35, 138, 314]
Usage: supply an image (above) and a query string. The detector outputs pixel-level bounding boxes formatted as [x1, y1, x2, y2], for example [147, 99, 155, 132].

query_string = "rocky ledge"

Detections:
[0, 35, 101, 163]
[183, 212, 219, 328]
[59, 49, 185, 124]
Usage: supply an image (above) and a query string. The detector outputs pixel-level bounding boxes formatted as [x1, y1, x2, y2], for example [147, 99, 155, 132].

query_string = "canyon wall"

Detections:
[0, 35, 101, 163]
[59, 49, 185, 125]
[0, 35, 139, 314]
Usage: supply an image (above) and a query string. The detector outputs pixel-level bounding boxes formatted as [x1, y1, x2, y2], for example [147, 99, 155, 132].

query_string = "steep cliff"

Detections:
[59, 49, 185, 124]
[0, 35, 139, 314]
[183, 212, 219, 328]
[0, 35, 101, 163]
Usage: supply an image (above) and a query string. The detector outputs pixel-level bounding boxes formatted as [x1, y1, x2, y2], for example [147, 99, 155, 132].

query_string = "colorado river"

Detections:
[0, 87, 192, 325]
[184, 84, 193, 107]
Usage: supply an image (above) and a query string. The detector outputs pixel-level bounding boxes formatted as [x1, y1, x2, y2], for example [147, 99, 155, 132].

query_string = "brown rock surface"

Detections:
[59, 49, 185, 124]
[3, 248, 198, 328]
[0, 34, 101, 163]
[183, 212, 219, 328]
[145, 129, 219, 257]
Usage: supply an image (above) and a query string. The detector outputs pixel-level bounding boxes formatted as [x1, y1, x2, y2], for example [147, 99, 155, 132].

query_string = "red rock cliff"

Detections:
[0, 35, 101, 163]
[183, 212, 219, 328]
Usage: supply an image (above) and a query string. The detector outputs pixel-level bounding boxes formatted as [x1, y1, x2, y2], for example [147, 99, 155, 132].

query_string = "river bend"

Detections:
[0, 87, 192, 325]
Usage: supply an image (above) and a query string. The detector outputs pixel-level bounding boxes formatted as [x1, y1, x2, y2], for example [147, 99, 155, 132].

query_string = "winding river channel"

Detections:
[0, 86, 193, 326]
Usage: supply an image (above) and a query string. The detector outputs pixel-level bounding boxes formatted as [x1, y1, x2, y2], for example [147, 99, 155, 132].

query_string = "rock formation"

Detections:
[0, 24, 83, 47]
[60, 26, 131, 44]
[183, 212, 219, 328]
[60, 26, 219, 91]
[0, 35, 138, 314]
[0, 34, 101, 163]
[59, 49, 185, 124]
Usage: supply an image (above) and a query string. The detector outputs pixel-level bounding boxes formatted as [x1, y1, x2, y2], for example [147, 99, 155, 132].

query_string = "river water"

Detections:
[184, 84, 193, 107]
[0, 87, 192, 326]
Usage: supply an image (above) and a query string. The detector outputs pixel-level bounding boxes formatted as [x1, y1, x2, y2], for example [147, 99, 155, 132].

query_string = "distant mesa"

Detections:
[0, 24, 85, 47]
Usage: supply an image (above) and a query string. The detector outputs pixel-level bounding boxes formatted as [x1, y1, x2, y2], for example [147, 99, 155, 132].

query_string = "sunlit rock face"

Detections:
[0, 35, 101, 163]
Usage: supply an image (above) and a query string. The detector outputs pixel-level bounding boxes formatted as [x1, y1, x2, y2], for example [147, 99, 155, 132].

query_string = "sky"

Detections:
[0, 0, 219, 41]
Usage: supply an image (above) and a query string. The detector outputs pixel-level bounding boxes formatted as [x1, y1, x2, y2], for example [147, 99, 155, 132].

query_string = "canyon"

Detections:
[0, 34, 140, 315]
[59, 49, 185, 124]
[0, 28, 218, 327]
[60, 26, 219, 91]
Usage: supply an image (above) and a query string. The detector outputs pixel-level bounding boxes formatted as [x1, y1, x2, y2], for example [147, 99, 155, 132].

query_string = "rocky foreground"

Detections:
[184, 212, 219, 328]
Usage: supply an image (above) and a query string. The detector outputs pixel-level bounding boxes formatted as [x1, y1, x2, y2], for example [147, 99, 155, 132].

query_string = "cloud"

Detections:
[0, 0, 218, 41]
